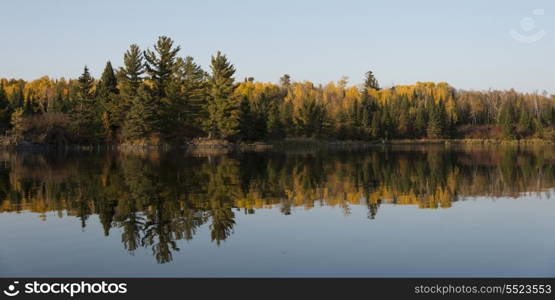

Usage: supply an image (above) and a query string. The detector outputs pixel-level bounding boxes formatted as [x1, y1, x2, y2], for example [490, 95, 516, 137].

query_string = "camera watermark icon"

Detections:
[510, 9, 546, 43]
[3, 281, 20, 297]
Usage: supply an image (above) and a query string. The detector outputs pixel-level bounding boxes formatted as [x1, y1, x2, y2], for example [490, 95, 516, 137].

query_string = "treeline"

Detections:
[1, 36, 555, 145]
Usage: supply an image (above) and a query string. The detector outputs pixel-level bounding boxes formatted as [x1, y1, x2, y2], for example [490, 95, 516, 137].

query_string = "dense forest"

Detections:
[1, 147, 554, 263]
[1, 36, 555, 146]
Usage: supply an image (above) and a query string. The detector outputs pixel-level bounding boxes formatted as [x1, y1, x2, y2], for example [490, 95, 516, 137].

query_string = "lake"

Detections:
[1, 145, 554, 277]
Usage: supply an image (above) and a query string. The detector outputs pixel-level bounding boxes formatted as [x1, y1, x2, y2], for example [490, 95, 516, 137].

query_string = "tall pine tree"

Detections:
[118, 44, 145, 98]
[203, 51, 238, 139]
[98, 61, 119, 139]
[144, 36, 181, 136]
[98, 61, 119, 97]
[144, 36, 180, 99]
[165, 56, 207, 134]
[70, 66, 103, 142]
[122, 87, 159, 140]
[116, 44, 146, 134]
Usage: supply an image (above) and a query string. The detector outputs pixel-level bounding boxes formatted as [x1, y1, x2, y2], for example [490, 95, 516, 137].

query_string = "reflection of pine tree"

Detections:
[99, 198, 117, 236]
[203, 157, 239, 245]
[142, 204, 179, 264]
[209, 203, 235, 245]
[8, 147, 555, 265]
[121, 212, 144, 254]
[367, 202, 380, 220]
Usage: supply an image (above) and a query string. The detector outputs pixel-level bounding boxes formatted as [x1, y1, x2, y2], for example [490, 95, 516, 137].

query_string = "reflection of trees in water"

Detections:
[1, 146, 555, 263]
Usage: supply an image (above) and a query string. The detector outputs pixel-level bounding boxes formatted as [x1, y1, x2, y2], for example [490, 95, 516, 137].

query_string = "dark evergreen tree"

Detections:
[349, 99, 361, 138]
[370, 111, 382, 139]
[122, 87, 159, 140]
[279, 101, 295, 137]
[499, 101, 516, 139]
[76, 66, 95, 100]
[279, 74, 291, 88]
[415, 103, 427, 137]
[47, 80, 66, 113]
[118, 44, 145, 98]
[98, 61, 119, 139]
[70, 66, 103, 142]
[238, 96, 255, 140]
[144, 36, 181, 98]
[360, 91, 373, 128]
[363, 70, 380, 90]
[203, 51, 238, 138]
[427, 100, 447, 139]
[98, 61, 119, 97]
[295, 96, 327, 138]
[250, 93, 271, 140]
[115, 44, 146, 133]
[267, 100, 284, 139]
[23, 90, 36, 115]
[165, 56, 207, 134]
[380, 106, 394, 139]
[397, 98, 412, 138]
[0, 83, 11, 132]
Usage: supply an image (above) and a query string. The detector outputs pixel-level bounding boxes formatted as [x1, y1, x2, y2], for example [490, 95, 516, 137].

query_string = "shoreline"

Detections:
[3, 138, 554, 152]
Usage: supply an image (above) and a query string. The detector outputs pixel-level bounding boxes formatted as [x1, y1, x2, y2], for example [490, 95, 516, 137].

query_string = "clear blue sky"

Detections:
[1, 0, 554, 92]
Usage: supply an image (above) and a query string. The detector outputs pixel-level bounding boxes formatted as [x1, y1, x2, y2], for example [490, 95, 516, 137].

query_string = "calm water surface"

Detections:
[1, 146, 554, 277]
